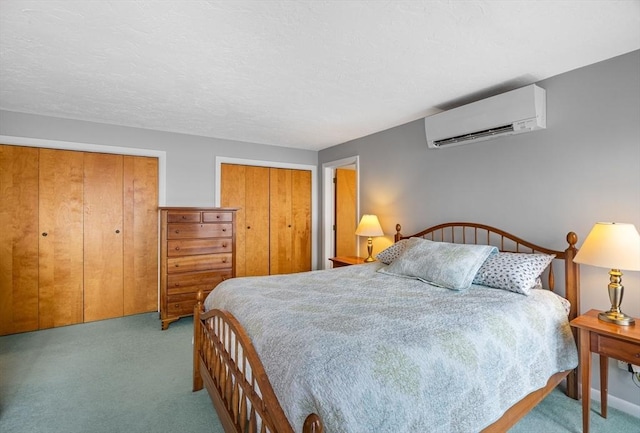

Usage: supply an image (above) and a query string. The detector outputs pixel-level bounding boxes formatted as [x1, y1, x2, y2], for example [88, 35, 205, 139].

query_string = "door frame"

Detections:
[215, 156, 318, 270]
[322, 155, 360, 269]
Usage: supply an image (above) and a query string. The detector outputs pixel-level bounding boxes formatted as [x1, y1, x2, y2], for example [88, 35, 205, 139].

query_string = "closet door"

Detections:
[0, 145, 39, 335]
[269, 168, 311, 274]
[38, 149, 84, 328]
[244, 166, 270, 276]
[83, 153, 124, 322]
[123, 156, 159, 315]
[290, 169, 312, 273]
[221, 164, 269, 277]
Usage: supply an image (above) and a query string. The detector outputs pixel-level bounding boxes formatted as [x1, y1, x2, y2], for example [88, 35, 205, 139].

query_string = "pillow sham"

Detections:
[376, 239, 410, 264]
[472, 252, 555, 295]
[379, 237, 497, 290]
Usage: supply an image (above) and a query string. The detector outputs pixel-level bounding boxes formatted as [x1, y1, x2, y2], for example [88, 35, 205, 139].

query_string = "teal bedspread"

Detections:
[205, 262, 577, 433]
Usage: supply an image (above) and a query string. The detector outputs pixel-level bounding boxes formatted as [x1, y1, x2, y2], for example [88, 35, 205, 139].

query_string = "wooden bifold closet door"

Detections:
[0, 145, 158, 335]
[220, 163, 311, 277]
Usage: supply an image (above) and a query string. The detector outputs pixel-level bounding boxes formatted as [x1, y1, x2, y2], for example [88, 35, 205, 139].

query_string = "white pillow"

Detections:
[379, 238, 497, 290]
[472, 252, 555, 295]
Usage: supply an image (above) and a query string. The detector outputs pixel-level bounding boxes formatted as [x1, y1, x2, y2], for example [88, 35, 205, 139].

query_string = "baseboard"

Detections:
[590, 388, 640, 417]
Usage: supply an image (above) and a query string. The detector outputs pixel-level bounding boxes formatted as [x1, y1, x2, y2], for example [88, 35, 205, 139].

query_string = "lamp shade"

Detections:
[355, 215, 384, 237]
[573, 222, 640, 271]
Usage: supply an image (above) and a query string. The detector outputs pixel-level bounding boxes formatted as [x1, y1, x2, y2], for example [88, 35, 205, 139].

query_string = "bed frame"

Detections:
[193, 222, 580, 433]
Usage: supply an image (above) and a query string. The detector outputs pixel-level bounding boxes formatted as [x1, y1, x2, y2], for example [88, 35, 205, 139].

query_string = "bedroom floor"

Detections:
[0, 313, 638, 433]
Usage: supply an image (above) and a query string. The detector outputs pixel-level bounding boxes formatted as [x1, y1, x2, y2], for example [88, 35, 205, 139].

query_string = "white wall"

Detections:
[319, 50, 640, 408]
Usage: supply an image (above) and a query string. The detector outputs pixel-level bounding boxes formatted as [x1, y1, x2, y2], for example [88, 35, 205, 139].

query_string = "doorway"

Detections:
[322, 156, 360, 269]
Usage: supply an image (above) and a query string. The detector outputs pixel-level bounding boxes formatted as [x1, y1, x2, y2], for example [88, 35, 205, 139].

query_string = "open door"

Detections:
[334, 167, 357, 257]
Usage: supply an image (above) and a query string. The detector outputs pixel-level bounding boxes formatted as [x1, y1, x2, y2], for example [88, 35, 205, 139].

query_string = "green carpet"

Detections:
[1, 313, 638, 433]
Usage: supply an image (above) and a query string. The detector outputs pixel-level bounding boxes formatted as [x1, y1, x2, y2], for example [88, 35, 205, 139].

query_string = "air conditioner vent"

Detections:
[433, 124, 514, 147]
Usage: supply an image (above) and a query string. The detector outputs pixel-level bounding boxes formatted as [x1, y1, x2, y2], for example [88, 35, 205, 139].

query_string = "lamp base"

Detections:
[598, 310, 635, 326]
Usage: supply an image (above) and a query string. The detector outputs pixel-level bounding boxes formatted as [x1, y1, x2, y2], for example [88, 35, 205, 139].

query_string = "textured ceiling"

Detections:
[1, 1, 639, 151]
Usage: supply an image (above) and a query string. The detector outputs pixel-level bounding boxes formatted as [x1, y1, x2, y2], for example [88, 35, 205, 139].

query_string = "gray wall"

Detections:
[320, 50, 640, 407]
[0, 111, 317, 207]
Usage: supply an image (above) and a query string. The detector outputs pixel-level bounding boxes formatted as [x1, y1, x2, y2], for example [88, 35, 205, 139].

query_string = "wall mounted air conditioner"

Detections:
[425, 84, 546, 148]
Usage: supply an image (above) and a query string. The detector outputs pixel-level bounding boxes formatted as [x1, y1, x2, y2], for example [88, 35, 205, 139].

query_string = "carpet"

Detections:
[0, 313, 638, 433]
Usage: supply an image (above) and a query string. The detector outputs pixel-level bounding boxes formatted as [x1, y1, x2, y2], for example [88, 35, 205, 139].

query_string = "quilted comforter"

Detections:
[204, 262, 578, 433]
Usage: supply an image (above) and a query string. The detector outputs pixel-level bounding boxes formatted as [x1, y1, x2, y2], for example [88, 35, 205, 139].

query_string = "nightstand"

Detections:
[329, 256, 369, 268]
[570, 309, 640, 433]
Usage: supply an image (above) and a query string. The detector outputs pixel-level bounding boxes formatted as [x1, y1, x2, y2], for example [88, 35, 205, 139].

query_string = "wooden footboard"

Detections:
[193, 295, 323, 433]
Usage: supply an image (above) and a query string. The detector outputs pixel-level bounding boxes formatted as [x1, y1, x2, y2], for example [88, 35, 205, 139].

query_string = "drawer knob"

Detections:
[115, 229, 120, 234]
[182, 215, 187, 219]
[174, 304, 179, 308]
[175, 246, 180, 251]
[216, 215, 220, 219]
[175, 230, 180, 234]
[42, 232, 48, 237]
[222, 243, 227, 248]
[222, 228, 226, 232]
[174, 263, 180, 267]
[247, 226, 251, 229]
[174, 283, 180, 287]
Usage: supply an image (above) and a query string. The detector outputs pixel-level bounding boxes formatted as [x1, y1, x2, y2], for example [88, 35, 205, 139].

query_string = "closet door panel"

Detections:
[83, 153, 124, 322]
[244, 166, 270, 276]
[38, 149, 84, 329]
[221, 164, 246, 276]
[291, 169, 312, 273]
[0, 145, 39, 335]
[221, 164, 269, 277]
[123, 156, 159, 315]
[269, 168, 293, 275]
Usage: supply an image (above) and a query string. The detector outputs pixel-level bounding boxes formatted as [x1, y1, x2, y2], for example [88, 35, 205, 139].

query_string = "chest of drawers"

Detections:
[159, 207, 236, 329]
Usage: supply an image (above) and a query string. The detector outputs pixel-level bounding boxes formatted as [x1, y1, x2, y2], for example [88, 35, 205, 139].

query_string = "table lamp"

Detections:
[355, 214, 384, 262]
[573, 222, 640, 325]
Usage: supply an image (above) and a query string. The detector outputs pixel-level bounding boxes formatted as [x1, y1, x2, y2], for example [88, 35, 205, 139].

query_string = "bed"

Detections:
[193, 222, 580, 433]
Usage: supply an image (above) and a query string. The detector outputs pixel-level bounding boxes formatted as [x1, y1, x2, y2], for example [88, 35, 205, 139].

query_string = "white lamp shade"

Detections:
[355, 215, 384, 237]
[573, 222, 640, 271]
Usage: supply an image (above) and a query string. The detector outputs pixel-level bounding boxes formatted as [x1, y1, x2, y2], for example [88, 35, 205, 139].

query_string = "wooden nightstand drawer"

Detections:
[167, 238, 232, 256]
[592, 334, 640, 364]
[167, 211, 201, 223]
[167, 253, 232, 274]
[167, 223, 232, 239]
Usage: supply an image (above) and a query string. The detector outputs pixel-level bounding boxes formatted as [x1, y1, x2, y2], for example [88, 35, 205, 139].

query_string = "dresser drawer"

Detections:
[167, 223, 232, 239]
[166, 297, 203, 316]
[592, 334, 640, 364]
[167, 211, 201, 223]
[167, 238, 232, 257]
[202, 212, 233, 222]
[167, 270, 232, 296]
[167, 253, 232, 274]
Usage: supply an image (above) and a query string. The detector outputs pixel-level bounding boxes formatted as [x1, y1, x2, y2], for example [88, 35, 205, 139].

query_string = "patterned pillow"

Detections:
[376, 239, 410, 264]
[472, 252, 555, 295]
[379, 238, 497, 290]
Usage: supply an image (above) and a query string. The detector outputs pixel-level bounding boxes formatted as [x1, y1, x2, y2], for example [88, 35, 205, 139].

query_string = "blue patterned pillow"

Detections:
[472, 252, 555, 295]
[379, 238, 497, 290]
[376, 239, 410, 264]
